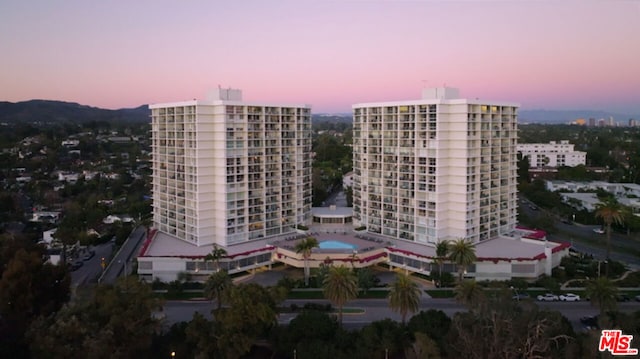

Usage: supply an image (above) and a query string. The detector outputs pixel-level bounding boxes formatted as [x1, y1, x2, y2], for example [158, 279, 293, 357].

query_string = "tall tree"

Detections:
[295, 236, 319, 286]
[447, 294, 574, 359]
[52, 217, 81, 265]
[204, 244, 227, 272]
[585, 277, 618, 317]
[407, 310, 451, 356]
[323, 265, 358, 324]
[453, 280, 485, 311]
[388, 273, 421, 324]
[435, 240, 449, 286]
[271, 310, 348, 359]
[448, 238, 476, 282]
[203, 270, 232, 310]
[406, 332, 442, 359]
[356, 319, 409, 359]
[213, 283, 279, 358]
[594, 199, 624, 276]
[0, 246, 70, 358]
[28, 277, 161, 359]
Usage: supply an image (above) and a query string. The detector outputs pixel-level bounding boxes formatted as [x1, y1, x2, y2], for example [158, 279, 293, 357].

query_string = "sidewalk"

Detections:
[560, 269, 635, 289]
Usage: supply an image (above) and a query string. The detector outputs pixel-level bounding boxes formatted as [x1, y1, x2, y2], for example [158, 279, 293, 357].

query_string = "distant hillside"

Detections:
[519, 109, 638, 124]
[0, 100, 150, 124]
[3, 100, 635, 126]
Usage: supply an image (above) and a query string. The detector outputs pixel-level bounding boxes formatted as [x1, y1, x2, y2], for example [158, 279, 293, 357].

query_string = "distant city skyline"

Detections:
[1, 0, 639, 114]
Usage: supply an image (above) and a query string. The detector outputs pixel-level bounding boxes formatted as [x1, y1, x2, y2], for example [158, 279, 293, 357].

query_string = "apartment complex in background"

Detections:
[517, 140, 586, 168]
[352, 88, 519, 245]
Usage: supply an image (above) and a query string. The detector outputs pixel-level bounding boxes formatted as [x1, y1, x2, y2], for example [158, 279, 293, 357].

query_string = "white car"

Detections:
[593, 228, 605, 234]
[537, 293, 559, 301]
[559, 293, 581, 302]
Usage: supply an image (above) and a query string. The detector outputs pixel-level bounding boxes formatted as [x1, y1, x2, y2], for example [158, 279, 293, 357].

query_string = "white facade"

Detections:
[149, 89, 312, 248]
[517, 140, 586, 168]
[352, 88, 519, 245]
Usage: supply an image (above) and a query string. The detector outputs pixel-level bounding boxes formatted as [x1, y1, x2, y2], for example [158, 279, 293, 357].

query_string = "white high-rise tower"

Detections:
[352, 88, 519, 245]
[149, 88, 312, 247]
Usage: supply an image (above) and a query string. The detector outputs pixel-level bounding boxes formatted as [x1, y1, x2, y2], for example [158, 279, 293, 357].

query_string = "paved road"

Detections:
[99, 226, 146, 284]
[520, 197, 640, 268]
[162, 298, 640, 331]
[70, 242, 114, 286]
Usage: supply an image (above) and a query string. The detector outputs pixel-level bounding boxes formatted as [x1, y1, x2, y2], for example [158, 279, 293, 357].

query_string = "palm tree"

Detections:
[435, 240, 449, 286]
[204, 244, 228, 272]
[585, 277, 618, 317]
[453, 280, 485, 311]
[388, 272, 421, 324]
[595, 199, 624, 276]
[448, 238, 476, 282]
[204, 270, 232, 310]
[295, 236, 319, 286]
[323, 265, 358, 324]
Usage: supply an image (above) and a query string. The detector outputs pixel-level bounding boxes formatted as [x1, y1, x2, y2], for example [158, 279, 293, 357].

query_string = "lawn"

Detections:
[286, 289, 390, 300]
[425, 290, 454, 298]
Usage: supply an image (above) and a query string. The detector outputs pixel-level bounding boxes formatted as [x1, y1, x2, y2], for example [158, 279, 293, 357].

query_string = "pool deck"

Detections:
[271, 231, 390, 255]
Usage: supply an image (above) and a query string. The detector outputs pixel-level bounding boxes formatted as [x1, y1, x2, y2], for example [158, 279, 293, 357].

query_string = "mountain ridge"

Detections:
[0, 99, 149, 124]
[1, 99, 637, 125]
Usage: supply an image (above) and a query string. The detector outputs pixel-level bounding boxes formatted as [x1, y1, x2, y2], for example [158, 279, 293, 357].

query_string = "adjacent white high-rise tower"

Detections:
[352, 88, 519, 245]
[149, 88, 312, 247]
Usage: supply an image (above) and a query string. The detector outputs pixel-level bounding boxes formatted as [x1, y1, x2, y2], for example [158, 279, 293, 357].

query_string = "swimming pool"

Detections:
[318, 240, 357, 250]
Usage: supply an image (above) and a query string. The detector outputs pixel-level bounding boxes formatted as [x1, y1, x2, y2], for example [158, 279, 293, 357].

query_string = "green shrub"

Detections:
[430, 272, 455, 288]
[151, 278, 166, 290]
[506, 278, 529, 290]
[535, 275, 560, 292]
[302, 302, 332, 312]
[182, 281, 203, 290]
[166, 280, 183, 296]
[616, 271, 640, 287]
[277, 276, 297, 290]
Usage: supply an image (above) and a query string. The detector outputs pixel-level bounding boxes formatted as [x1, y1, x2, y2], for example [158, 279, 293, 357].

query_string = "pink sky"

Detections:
[1, 0, 639, 114]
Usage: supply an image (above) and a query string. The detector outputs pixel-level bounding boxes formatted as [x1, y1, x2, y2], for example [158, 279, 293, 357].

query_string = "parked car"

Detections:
[617, 294, 631, 302]
[537, 293, 559, 301]
[593, 228, 605, 234]
[559, 293, 581, 301]
[69, 261, 83, 271]
[512, 293, 530, 301]
[529, 205, 538, 210]
[82, 250, 96, 261]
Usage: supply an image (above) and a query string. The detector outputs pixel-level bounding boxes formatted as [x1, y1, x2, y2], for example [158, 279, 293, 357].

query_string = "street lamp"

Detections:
[170, 351, 175, 358]
[597, 260, 608, 278]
